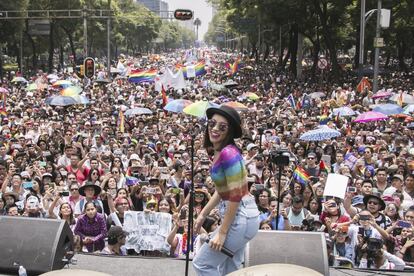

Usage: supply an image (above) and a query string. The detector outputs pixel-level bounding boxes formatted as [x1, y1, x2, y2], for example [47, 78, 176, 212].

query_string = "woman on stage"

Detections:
[193, 105, 260, 276]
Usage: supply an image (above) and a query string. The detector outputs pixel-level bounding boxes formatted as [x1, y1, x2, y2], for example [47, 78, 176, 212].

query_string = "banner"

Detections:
[123, 211, 172, 253]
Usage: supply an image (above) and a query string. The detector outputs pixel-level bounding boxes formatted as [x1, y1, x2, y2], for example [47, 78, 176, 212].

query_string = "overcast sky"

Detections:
[166, 0, 213, 40]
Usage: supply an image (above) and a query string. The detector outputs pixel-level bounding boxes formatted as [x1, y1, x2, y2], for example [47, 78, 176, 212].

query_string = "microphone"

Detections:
[200, 234, 234, 258]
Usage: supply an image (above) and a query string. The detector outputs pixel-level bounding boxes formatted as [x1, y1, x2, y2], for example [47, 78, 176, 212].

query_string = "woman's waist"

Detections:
[219, 195, 259, 218]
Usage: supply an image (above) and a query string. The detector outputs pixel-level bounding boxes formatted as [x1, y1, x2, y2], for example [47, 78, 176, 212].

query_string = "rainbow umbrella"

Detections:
[222, 101, 248, 111]
[353, 111, 388, 123]
[61, 86, 82, 97]
[163, 99, 193, 113]
[183, 101, 219, 118]
[52, 80, 73, 89]
[243, 92, 260, 101]
[11, 77, 28, 83]
[26, 83, 38, 91]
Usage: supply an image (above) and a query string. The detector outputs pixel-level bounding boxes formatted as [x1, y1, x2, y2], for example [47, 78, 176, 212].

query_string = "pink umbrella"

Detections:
[372, 89, 393, 99]
[0, 87, 9, 93]
[353, 111, 388, 123]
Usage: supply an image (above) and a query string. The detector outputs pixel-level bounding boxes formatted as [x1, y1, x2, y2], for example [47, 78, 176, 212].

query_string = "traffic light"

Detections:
[84, 57, 95, 78]
[174, 9, 193, 21]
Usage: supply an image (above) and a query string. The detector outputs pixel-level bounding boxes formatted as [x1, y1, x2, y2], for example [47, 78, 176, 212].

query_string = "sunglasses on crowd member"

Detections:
[207, 119, 228, 132]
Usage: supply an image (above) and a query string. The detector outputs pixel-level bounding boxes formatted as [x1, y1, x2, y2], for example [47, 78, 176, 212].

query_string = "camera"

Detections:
[269, 149, 290, 166]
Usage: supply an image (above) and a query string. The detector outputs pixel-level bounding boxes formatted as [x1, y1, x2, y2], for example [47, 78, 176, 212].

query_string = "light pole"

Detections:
[372, 0, 382, 93]
[107, 0, 111, 79]
[358, 0, 366, 79]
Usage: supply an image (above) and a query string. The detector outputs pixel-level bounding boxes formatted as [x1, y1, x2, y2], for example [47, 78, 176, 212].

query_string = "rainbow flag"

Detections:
[177, 62, 206, 79]
[293, 166, 310, 185]
[194, 61, 207, 77]
[226, 59, 240, 75]
[128, 69, 157, 83]
[0, 109, 7, 116]
[319, 160, 330, 174]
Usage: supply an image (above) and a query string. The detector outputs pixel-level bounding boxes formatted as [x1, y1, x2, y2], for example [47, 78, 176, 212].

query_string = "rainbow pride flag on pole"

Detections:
[176, 62, 206, 79]
[226, 59, 240, 76]
[128, 69, 157, 83]
[293, 166, 310, 185]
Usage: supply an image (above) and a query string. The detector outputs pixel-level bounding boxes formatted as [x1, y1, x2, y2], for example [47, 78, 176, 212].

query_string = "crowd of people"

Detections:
[0, 48, 413, 271]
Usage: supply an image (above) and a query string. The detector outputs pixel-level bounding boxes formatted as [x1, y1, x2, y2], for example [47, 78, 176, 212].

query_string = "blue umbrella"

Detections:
[125, 107, 153, 116]
[45, 96, 78, 106]
[163, 99, 193, 113]
[372, 103, 403, 116]
[403, 104, 414, 115]
[72, 95, 90, 105]
[332, 106, 356, 117]
[300, 125, 341, 141]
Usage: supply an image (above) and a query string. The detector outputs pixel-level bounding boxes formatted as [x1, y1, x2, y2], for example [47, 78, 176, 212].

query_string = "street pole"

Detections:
[358, 0, 366, 79]
[107, 0, 111, 79]
[20, 29, 23, 75]
[373, 0, 381, 93]
[83, 6, 88, 57]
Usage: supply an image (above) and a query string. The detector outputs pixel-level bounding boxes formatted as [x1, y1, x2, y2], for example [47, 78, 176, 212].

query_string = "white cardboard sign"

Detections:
[323, 173, 348, 199]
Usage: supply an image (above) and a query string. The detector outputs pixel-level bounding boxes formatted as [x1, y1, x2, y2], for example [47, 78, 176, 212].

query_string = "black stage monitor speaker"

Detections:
[0, 216, 74, 275]
[245, 230, 329, 276]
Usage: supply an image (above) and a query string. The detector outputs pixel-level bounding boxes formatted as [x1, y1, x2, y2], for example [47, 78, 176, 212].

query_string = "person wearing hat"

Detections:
[363, 193, 391, 230]
[101, 226, 128, 256]
[193, 105, 259, 276]
[74, 182, 104, 217]
[244, 143, 258, 167]
[383, 174, 405, 197]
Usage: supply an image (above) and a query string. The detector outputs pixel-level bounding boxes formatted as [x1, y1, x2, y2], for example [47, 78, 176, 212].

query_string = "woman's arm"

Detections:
[91, 215, 108, 242]
[48, 194, 60, 219]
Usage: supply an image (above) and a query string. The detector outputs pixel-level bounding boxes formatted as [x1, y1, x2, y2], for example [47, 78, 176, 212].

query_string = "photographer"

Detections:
[358, 237, 405, 270]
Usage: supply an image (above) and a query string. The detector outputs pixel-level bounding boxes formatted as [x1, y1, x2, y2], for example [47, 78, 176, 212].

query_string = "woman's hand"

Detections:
[83, 237, 93, 244]
[194, 214, 206, 233]
[209, 231, 227, 252]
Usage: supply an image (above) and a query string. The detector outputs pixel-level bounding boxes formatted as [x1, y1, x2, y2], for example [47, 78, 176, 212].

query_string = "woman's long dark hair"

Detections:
[203, 118, 240, 156]
[59, 202, 76, 225]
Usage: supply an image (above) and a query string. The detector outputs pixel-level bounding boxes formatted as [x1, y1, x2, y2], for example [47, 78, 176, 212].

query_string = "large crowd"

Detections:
[0, 48, 414, 270]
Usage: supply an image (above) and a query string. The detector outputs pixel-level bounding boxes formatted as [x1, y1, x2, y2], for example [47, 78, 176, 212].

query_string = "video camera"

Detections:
[269, 149, 290, 166]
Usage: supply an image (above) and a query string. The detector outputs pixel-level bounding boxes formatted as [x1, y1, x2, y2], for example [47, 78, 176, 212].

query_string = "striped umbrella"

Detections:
[11, 77, 28, 83]
[222, 101, 248, 111]
[183, 101, 219, 117]
[163, 99, 193, 113]
[61, 86, 82, 97]
[52, 80, 73, 89]
[242, 92, 260, 101]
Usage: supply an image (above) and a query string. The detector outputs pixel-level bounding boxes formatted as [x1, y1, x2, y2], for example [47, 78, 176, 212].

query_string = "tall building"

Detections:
[136, 0, 169, 18]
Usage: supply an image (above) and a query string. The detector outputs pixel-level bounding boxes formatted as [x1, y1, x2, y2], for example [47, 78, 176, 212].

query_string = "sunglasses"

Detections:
[368, 201, 379, 205]
[207, 119, 228, 132]
[70, 188, 79, 191]
[307, 157, 315, 160]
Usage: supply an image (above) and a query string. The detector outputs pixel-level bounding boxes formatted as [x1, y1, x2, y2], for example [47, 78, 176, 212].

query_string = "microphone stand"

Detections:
[185, 133, 195, 276]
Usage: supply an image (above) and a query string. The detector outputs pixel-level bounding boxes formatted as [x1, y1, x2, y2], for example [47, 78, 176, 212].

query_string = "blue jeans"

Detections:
[193, 195, 260, 276]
